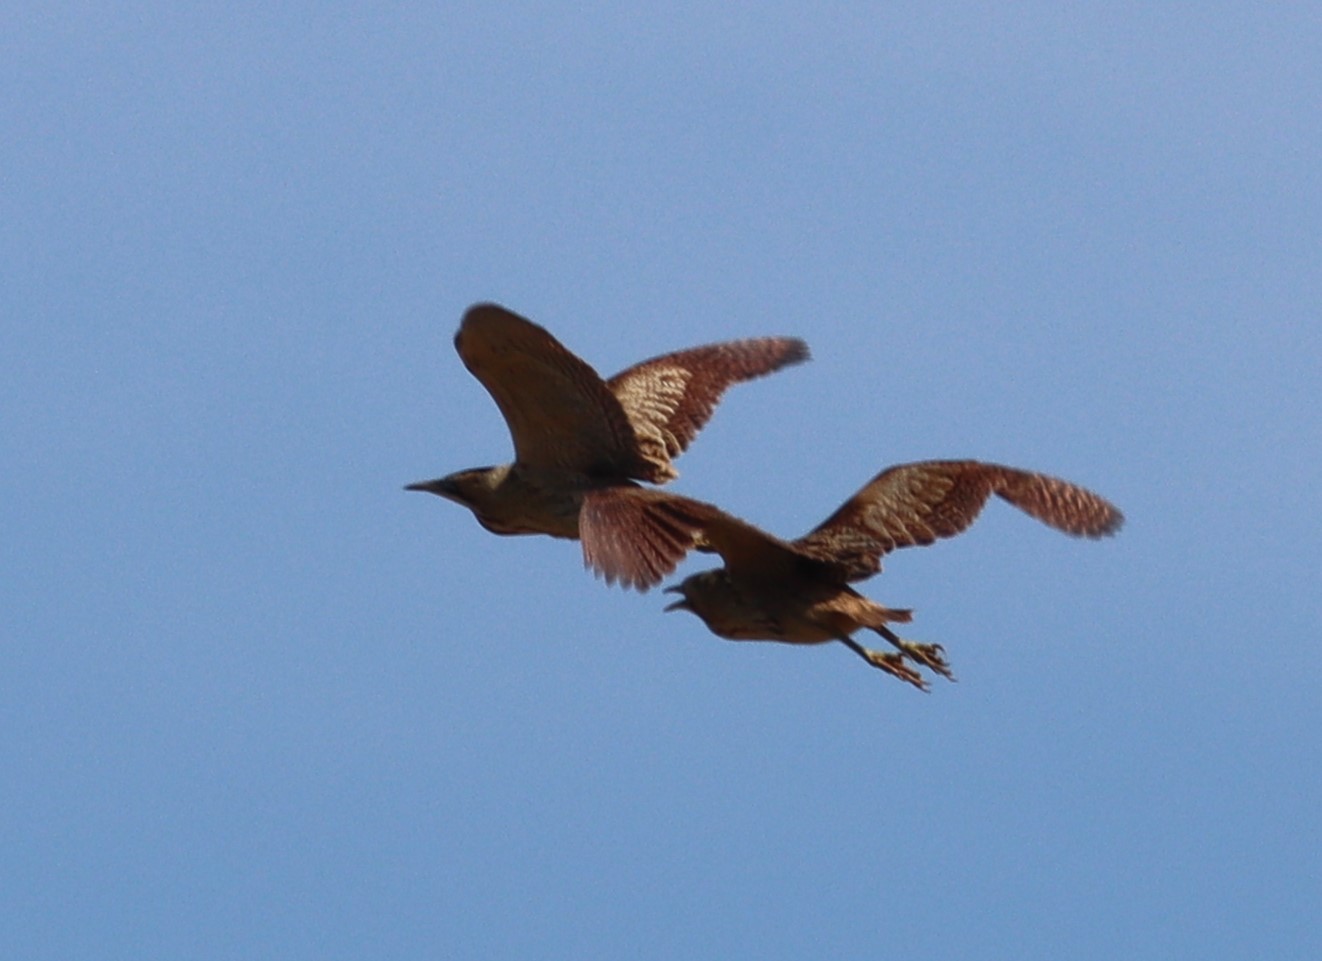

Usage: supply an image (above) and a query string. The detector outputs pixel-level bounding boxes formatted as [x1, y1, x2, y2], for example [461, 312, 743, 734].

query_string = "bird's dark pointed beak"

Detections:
[404, 478, 455, 496]
[662, 584, 689, 613]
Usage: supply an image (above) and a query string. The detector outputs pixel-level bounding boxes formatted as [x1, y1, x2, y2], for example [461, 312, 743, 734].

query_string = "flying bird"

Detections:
[658, 460, 1124, 689]
[406, 303, 809, 590]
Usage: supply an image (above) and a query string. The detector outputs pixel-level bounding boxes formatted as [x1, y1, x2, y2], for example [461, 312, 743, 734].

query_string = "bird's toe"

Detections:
[903, 641, 955, 682]
[866, 651, 930, 691]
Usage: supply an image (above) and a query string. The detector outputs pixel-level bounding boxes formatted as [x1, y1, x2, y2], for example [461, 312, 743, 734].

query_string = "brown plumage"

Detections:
[405, 303, 809, 589]
[656, 460, 1124, 689]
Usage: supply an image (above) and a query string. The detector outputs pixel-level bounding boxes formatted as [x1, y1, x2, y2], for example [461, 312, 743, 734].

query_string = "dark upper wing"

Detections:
[694, 501, 810, 585]
[454, 304, 649, 476]
[794, 460, 1124, 581]
[605, 336, 809, 483]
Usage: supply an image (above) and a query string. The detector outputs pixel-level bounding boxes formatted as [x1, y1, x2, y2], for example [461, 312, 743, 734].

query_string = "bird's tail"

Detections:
[863, 605, 913, 628]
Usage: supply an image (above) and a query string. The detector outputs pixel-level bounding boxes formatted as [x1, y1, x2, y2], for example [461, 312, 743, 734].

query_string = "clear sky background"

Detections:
[4, 3, 1319, 959]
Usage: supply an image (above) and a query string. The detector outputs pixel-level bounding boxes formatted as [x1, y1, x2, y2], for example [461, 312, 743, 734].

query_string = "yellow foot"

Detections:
[865, 650, 929, 691]
[873, 624, 955, 682]
[898, 641, 955, 682]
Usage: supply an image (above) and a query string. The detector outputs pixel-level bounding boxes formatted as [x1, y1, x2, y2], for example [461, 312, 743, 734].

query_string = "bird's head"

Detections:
[662, 569, 731, 618]
[404, 465, 509, 509]
[664, 569, 780, 642]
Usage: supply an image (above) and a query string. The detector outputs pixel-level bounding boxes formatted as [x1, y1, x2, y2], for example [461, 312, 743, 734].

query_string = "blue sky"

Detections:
[3, 3, 1319, 958]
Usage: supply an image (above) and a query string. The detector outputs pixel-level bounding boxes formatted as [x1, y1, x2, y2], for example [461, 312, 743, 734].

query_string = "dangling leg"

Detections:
[872, 624, 955, 682]
[836, 635, 929, 691]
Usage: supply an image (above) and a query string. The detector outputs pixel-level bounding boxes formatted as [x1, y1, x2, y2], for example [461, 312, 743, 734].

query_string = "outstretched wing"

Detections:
[579, 489, 806, 591]
[579, 489, 711, 591]
[606, 336, 809, 483]
[795, 460, 1124, 581]
[455, 304, 650, 476]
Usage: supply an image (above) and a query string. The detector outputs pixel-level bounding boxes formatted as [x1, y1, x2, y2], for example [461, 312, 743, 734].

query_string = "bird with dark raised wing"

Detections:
[657, 460, 1123, 689]
[406, 303, 810, 590]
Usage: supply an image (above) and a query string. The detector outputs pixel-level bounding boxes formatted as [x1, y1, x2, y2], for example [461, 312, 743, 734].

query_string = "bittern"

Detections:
[658, 460, 1123, 689]
[406, 303, 809, 590]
